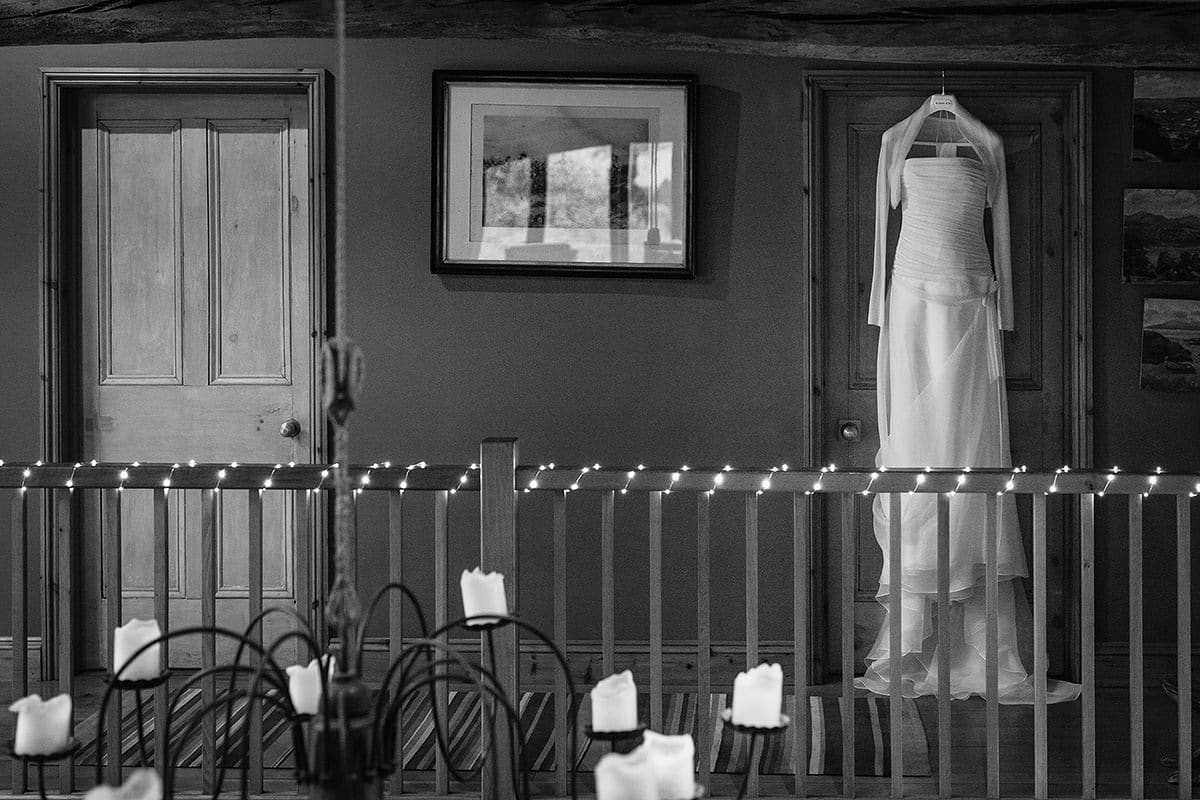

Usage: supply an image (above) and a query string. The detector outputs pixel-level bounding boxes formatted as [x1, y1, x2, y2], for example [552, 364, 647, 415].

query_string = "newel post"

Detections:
[480, 437, 519, 799]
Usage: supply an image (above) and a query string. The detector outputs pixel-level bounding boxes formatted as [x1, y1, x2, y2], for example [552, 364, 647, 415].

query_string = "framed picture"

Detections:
[1122, 188, 1200, 283]
[1132, 70, 1200, 163]
[1141, 298, 1199, 392]
[432, 71, 695, 277]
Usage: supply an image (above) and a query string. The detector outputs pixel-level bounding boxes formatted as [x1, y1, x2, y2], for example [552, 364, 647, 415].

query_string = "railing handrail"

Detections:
[0, 462, 1196, 494]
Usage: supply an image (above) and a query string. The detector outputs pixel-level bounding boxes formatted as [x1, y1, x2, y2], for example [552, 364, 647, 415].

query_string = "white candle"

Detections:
[590, 670, 638, 732]
[8, 693, 72, 755]
[459, 567, 508, 625]
[731, 662, 784, 727]
[641, 731, 696, 800]
[112, 618, 163, 681]
[595, 748, 657, 800]
[286, 658, 325, 715]
[83, 767, 162, 800]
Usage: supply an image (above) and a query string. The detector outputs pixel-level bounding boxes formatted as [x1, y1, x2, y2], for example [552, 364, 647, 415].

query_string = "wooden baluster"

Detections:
[12, 492, 29, 793]
[388, 489, 404, 795]
[985, 494, 1000, 800]
[553, 490, 569, 796]
[601, 490, 615, 678]
[480, 438, 518, 800]
[1080, 494, 1096, 800]
[296, 489, 313, 647]
[104, 488, 123, 785]
[433, 489, 449, 795]
[201, 489, 218, 794]
[937, 494, 952, 800]
[247, 489, 264, 794]
[56, 490, 76, 793]
[153, 489, 170, 771]
[1033, 493, 1048, 800]
[697, 492, 712, 790]
[1130, 494, 1144, 800]
[793, 493, 809, 798]
[1177, 494, 1192, 800]
[746, 491, 760, 798]
[841, 493, 856, 798]
[649, 491, 664, 733]
[889, 493, 904, 799]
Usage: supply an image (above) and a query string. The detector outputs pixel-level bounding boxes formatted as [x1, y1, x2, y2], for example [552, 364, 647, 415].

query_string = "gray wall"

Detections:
[0, 39, 1194, 656]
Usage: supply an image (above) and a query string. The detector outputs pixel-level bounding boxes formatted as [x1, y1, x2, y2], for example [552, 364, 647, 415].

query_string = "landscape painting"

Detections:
[1132, 70, 1200, 163]
[1141, 298, 1200, 392]
[1123, 188, 1200, 283]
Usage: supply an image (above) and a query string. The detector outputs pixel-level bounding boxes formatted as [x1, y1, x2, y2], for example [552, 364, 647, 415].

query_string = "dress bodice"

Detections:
[894, 157, 992, 278]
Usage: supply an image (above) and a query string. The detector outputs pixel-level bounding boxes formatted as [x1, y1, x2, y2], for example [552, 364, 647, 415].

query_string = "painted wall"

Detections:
[0, 40, 1194, 662]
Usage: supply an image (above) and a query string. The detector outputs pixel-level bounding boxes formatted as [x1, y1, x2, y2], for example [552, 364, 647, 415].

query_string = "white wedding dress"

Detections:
[854, 100, 1080, 704]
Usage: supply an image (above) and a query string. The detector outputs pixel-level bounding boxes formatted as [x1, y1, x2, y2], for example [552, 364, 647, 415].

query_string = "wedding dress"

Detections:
[854, 98, 1080, 704]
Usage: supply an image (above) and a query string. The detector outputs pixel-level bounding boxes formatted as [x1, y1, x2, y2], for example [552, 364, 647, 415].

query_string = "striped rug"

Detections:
[75, 690, 930, 777]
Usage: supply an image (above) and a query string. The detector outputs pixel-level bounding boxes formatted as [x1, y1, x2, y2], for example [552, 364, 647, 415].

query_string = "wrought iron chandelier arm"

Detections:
[357, 581, 432, 656]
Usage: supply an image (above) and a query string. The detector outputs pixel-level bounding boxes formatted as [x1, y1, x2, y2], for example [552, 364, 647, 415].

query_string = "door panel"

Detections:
[816, 76, 1075, 677]
[78, 91, 316, 668]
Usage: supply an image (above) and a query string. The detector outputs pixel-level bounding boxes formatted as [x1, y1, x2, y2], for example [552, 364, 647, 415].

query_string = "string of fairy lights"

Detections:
[1, 459, 1197, 498]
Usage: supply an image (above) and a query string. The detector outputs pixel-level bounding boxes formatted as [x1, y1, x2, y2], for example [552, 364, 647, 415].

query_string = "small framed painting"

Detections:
[1141, 298, 1199, 392]
[1132, 70, 1200, 163]
[1123, 188, 1200, 283]
[432, 71, 695, 277]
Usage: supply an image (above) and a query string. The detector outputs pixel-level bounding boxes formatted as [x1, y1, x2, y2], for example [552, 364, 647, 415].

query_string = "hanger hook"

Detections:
[941, 69, 945, 95]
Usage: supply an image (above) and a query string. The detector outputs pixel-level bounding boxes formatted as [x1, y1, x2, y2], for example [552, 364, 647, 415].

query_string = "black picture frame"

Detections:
[432, 70, 696, 278]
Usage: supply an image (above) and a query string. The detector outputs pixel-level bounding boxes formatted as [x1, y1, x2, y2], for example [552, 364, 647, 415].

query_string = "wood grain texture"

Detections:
[601, 490, 615, 678]
[1080, 494, 1096, 800]
[11, 493, 28, 793]
[1178, 495, 1193, 800]
[553, 491, 568, 797]
[1129, 494, 1144, 800]
[888, 493, 902, 799]
[792, 493, 808, 799]
[746, 491, 760, 798]
[387, 489, 404, 795]
[697, 493, 712, 788]
[433, 489, 449, 795]
[480, 438, 518, 800]
[247, 489, 264, 794]
[841, 494, 855, 798]
[153, 489, 170, 771]
[200, 489, 218, 794]
[985, 494, 1000, 800]
[55, 490, 76, 793]
[103, 488, 123, 785]
[1032, 492, 1048, 800]
[649, 491, 664, 732]
[936, 493, 951, 800]
[0, 0, 1197, 65]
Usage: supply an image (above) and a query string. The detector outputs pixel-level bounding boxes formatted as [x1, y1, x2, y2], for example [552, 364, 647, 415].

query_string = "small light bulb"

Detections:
[361, 475, 371, 485]
[593, 463, 601, 470]
[162, 478, 171, 488]
[264, 479, 273, 488]
[637, 464, 645, 470]
[1005, 480, 1015, 491]
[289, 461, 296, 468]
[570, 483, 579, 491]
[547, 462, 555, 470]
[538, 464, 546, 471]
[399, 480, 408, 489]
[132, 461, 140, 468]
[320, 469, 329, 478]
[172, 463, 180, 469]
[714, 474, 725, 486]
[65, 479, 73, 488]
[916, 474, 926, 484]
[582, 467, 590, 474]
[681, 465, 690, 471]
[723, 464, 733, 471]
[1049, 484, 1058, 493]
[90, 460, 98, 467]
[529, 479, 539, 489]
[870, 472, 879, 480]
[762, 478, 772, 490]
[217, 469, 226, 479]
[188, 459, 196, 468]
[620, 488, 628, 495]
[1149, 475, 1158, 485]
[671, 472, 680, 482]
[119, 470, 129, 481]
[812, 481, 822, 491]
[957, 475, 967, 485]
[626, 471, 635, 479]
[22, 468, 30, 478]
[230, 461, 238, 468]
[459, 474, 468, 484]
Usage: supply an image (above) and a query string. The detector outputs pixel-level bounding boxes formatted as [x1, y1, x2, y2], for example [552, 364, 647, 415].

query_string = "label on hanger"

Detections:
[930, 94, 955, 110]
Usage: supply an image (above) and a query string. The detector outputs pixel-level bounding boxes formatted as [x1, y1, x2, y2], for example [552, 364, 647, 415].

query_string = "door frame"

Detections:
[801, 69, 1093, 681]
[40, 68, 329, 676]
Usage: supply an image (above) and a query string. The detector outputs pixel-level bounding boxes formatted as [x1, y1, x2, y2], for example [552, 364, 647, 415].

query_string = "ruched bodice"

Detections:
[895, 158, 992, 277]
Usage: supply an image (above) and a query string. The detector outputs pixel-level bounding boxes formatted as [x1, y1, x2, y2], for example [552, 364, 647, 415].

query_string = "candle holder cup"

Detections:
[6, 739, 80, 800]
[584, 723, 648, 743]
[721, 709, 790, 800]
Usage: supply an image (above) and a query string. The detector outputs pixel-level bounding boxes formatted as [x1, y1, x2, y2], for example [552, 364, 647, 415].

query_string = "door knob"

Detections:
[280, 418, 302, 439]
[838, 419, 862, 442]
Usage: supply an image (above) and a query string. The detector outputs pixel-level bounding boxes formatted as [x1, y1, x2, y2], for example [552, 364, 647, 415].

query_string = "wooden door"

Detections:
[812, 73, 1083, 678]
[76, 91, 316, 667]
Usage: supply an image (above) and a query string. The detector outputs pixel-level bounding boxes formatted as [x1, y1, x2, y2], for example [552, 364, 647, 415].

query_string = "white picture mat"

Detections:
[442, 81, 689, 266]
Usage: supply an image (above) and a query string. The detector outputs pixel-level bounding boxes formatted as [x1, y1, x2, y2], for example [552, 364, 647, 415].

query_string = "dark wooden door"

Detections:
[811, 72, 1084, 678]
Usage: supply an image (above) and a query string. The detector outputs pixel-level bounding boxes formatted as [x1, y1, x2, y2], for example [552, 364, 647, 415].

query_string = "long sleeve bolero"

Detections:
[867, 98, 1014, 331]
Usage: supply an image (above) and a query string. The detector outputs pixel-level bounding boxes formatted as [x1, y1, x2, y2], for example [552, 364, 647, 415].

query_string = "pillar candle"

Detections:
[590, 670, 638, 732]
[641, 731, 696, 800]
[731, 662, 784, 727]
[8, 693, 72, 755]
[83, 767, 162, 800]
[286, 658, 325, 715]
[112, 618, 163, 681]
[595, 748, 657, 800]
[459, 567, 508, 625]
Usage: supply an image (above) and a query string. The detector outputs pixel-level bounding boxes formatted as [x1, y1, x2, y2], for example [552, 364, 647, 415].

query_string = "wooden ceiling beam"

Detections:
[0, 0, 1196, 65]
